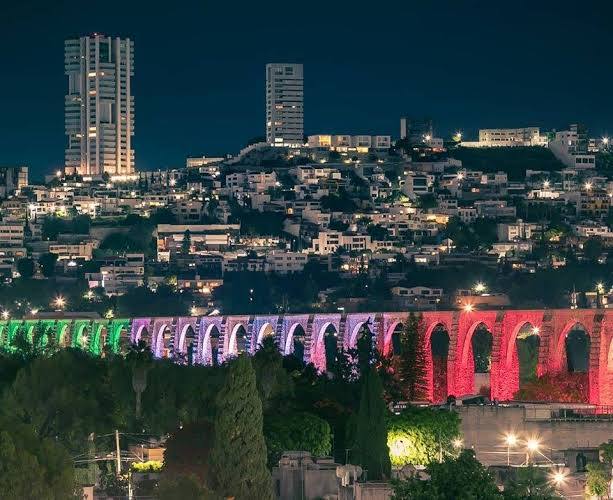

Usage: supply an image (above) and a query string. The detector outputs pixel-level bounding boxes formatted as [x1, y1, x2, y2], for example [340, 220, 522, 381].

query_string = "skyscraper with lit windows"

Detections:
[266, 63, 303, 147]
[64, 34, 134, 176]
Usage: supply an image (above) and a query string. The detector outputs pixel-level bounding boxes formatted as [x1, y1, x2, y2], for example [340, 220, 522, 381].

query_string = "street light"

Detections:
[550, 469, 567, 489]
[1, 310, 9, 320]
[474, 282, 486, 294]
[54, 296, 66, 310]
[531, 326, 540, 335]
[584, 182, 593, 191]
[526, 438, 539, 465]
[505, 433, 517, 466]
[463, 303, 474, 313]
[452, 438, 463, 449]
[543, 180, 550, 189]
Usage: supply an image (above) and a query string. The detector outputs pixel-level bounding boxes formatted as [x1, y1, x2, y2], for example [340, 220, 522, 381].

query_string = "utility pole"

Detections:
[115, 429, 121, 476]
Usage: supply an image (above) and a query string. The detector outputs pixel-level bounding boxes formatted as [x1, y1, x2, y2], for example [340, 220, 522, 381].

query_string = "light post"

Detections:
[526, 438, 539, 465]
[54, 296, 66, 311]
[505, 433, 517, 466]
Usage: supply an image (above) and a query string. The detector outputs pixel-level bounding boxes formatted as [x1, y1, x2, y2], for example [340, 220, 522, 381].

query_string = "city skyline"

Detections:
[1, 0, 612, 177]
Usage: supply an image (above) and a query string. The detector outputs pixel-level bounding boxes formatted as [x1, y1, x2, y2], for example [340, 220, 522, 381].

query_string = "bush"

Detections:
[264, 411, 332, 466]
[387, 407, 461, 467]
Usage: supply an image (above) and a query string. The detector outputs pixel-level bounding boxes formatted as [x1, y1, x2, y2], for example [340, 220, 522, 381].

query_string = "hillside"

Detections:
[451, 146, 566, 181]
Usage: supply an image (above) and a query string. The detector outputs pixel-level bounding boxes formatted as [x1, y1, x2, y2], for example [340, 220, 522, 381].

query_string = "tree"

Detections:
[586, 462, 610, 499]
[1, 349, 116, 453]
[181, 229, 192, 255]
[156, 474, 211, 500]
[252, 336, 294, 412]
[503, 466, 561, 499]
[162, 421, 213, 486]
[355, 367, 391, 480]
[387, 407, 461, 467]
[263, 411, 331, 467]
[210, 354, 273, 499]
[392, 449, 502, 500]
[38, 252, 58, 278]
[16, 258, 35, 278]
[396, 313, 428, 401]
[584, 237, 604, 262]
[0, 426, 77, 500]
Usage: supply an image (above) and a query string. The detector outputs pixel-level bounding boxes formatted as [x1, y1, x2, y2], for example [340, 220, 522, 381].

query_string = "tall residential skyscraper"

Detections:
[64, 34, 134, 176]
[266, 63, 303, 147]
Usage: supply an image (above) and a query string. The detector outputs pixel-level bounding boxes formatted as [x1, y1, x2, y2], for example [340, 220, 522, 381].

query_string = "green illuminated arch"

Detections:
[72, 320, 91, 349]
[108, 319, 130, 354]
[89, 321, 108, 356]
[55, 320, 71, 347]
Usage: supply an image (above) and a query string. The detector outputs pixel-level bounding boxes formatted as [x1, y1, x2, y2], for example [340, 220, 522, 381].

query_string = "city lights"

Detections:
[190, 306, 198, 316]
[504, 433, 517, 466]
[584, 182, 592, 191]
[1, 310, 9, 320]
[474, 282, 486, 294]
[550, 470, 567, 487]
[452, 438, 463, 449]
[463, 303, 474, 313]
[105, 309, 115, 319]
[54, 296, 66, 310]
[543, 180, 550, 189]
[531, 326, 540, 335]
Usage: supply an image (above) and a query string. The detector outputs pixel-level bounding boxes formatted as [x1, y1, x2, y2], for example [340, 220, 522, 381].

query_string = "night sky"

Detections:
[1, 0, 612, 178]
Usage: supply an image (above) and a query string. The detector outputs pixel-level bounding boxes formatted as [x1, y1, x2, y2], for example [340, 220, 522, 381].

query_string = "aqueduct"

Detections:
[0, 309, 611, 405]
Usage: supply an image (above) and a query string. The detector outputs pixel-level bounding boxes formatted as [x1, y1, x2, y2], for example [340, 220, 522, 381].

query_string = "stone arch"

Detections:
[89, 323, 107, 356]
[202, 324, 221, 366]
[180, 324, 197, 364]
[155, 324, 173, 358]
[427, 323, 451, 403]
[285, 323, 306, 361]
[72, 322, 90, 349]
[256, 322, 275, 350]
[554, 321, 591, 372]
[457, 319, 495, 396]
[228, 323, 248, 357]
[312, 321, 338, 372]
[322, 323, 339, 373]
[608, 338, 613, 373]
[58, 323, 71, 348]
[383, 317, 406, 355]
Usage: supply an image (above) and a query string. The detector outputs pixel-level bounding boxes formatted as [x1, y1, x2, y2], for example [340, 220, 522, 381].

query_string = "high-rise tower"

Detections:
[65, 34, 134, 176]
[266, 63, 303, 147]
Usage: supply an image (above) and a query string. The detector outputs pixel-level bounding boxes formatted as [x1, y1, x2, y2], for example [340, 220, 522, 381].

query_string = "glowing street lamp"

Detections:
[463, 303, 474, 313]
[550, 470, 567, 489]
[1, 310, 9, 320]
[526, 438, 540, 465]
[603, 137, 609, 146]
[474, 282, 486, 294]
[504, 433, 517, 466]
[190, 306, 198, 316]
[54, 296, 66, 311]
[452, 438, 463, 450]
[531, 326, 540, 335]
[543, 180, 550, 189]
[584, 182, 593, 191]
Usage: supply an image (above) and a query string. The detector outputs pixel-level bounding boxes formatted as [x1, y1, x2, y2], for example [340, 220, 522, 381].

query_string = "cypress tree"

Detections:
[210, 354, 273, 499]
[356, 367, 391, 480]
[398, 312, 429, 401]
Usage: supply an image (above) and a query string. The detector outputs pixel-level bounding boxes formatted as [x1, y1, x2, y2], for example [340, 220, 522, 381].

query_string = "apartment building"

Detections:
[266, 63, 304, 146]
[64, 34, 134, 176]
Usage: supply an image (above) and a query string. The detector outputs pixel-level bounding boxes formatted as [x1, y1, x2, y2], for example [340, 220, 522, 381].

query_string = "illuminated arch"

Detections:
[284, 323, 306, 356]
[72, 322, 90, 349]
[202, 324, 221, 365]
[554, 321, 591, 372]
[256, 322, 275, 349]
[155, 324, 172, 358]
[228, 323, 248, 356]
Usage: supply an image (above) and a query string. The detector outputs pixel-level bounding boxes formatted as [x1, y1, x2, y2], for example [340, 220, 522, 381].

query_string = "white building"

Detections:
[266, 252, 308, 273]
[549, 125, 596, 169]
[497, 220, 535, 242]
[462, 127, 546, 148]
[64, 34, 134, 176]
[86, 254, 144, 296]
[266, 63, 304, 146]
[310, 231, 373, 254]
[307, 135, 391, 151]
